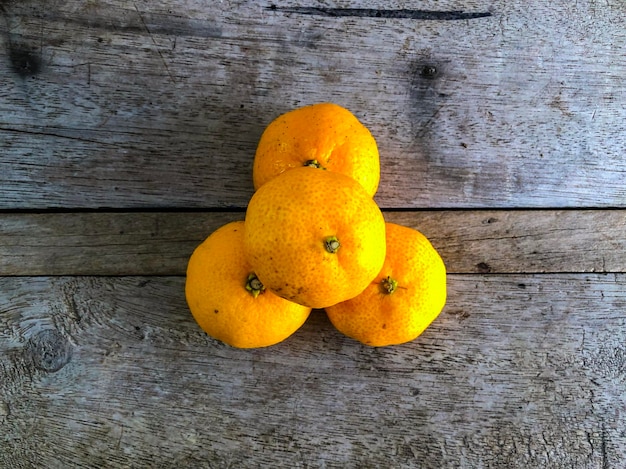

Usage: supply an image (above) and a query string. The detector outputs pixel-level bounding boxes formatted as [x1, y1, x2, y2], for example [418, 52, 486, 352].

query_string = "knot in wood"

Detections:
[420, 65, 438, 79]
[26, 329, 73, 373]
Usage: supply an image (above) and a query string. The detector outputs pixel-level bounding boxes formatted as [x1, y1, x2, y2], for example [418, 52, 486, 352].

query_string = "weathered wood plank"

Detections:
[1, 275, 625, 467]
[1, 0, 625, 209]
[0, 211, 240, 276]
[1, 210, 624, 276]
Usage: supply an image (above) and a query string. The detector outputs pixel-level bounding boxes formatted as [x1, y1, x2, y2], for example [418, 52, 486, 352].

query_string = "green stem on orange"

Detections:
[303, 159, 326, 169]
[380, 276, 398, 294]
[245, 273, 265, 298]
[324, 236, 341, 254]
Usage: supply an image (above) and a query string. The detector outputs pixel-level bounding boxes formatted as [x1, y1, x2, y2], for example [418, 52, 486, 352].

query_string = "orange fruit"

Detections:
[185, 221, 312, 348]
[325, 223, 446, 347]
[253, 102, 380, 196]
[244, 166, 386, 309]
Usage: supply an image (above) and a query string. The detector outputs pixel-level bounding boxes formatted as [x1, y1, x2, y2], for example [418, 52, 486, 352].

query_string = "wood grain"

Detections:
[1, 0, 625, 209]
[1, 275, 625, 468]
[0, 211, 241, 276]
[1, 210, 624, 276]
[2, 1, 626, 467]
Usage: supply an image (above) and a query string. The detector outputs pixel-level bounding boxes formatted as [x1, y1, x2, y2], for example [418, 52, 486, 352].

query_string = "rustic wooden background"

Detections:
[1, 1, 625, 467]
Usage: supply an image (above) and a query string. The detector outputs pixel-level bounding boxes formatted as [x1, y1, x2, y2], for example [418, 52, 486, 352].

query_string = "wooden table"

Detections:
[1, 1, 625, 467]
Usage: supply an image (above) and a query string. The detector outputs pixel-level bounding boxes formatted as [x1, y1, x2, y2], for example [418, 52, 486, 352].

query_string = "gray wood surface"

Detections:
[1, 210, 625, 276]
[2, 275, 626, 468]
[1, 0, 625, 209]
[1, 0, 625, 467]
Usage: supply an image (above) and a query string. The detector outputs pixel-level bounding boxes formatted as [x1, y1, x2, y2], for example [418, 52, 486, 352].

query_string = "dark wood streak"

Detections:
[1, 1, 42, 78]
[269, 7, 493, 20]
[7, 45, 41, 77]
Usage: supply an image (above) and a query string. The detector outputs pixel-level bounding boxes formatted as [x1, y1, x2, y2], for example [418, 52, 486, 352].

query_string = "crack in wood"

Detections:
[269, 7, 493, 21]
[133, 2, 176, 84]
[0, 126, 121, 147]
[601, 421, 609, 469]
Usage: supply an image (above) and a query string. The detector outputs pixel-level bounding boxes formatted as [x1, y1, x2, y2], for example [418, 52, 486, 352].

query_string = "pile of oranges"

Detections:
[185, 103, 446, 348]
